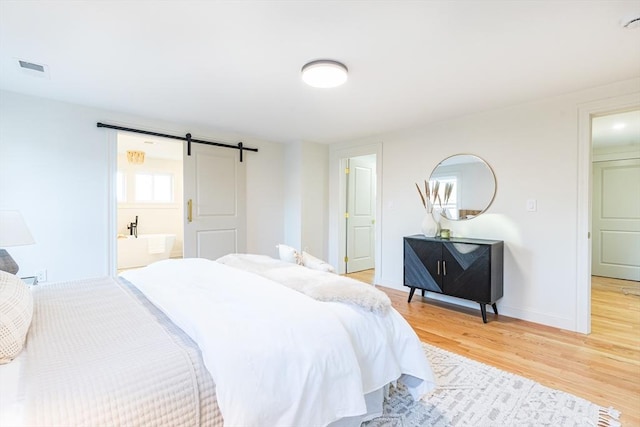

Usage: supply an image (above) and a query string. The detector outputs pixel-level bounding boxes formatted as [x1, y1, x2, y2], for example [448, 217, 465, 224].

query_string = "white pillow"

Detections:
[276, 244, 301, 264]
[301, 251, 336, 273]
[0, 271, 33, 364]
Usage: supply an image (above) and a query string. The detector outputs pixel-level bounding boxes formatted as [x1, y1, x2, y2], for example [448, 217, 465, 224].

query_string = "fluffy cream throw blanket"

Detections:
[217, 254, 391, 314]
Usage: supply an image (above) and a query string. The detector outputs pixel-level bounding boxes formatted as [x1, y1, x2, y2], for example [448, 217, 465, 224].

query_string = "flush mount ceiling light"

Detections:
[301, 60, 348, 88]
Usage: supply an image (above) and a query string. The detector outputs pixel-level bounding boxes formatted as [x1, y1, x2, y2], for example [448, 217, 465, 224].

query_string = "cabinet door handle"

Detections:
[443, 260, 447, 276]
[437, 260, 441, 275]
[187, 199, 193, 223]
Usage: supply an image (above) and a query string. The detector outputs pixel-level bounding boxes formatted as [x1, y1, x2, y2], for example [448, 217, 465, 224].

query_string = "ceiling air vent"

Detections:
[16, 59, 50, 78]
[19, 60, 45, 72]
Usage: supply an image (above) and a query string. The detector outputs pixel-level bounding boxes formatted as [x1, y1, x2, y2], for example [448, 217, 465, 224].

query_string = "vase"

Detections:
[432, 208, 442, 236]
[420, 211, 440, 237]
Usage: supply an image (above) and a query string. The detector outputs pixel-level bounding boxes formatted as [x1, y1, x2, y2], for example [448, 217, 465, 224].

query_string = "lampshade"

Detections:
[0, 211, 35, 275]
[301, 60, 348, 88]
[0, 211, 35, 247]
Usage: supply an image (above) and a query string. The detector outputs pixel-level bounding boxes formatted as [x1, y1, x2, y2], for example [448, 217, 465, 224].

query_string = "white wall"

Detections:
[301, 142, 328, 257]
[282, 141, 329, 258]
[0, 90, 285, 282]
[329, 78, 640, 332]
[245, 136, 286, 257]
[283, 143, 302, 252]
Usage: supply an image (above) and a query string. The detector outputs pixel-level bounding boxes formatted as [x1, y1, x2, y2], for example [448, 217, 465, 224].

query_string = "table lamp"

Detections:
[0, 210, 35, 274]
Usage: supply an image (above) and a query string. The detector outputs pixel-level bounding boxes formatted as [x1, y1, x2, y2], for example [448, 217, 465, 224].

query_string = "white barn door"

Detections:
[183, 143, 246, 260]
[592, 158, 640, 281]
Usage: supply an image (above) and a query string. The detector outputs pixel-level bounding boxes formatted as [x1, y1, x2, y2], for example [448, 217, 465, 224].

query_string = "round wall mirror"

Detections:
[429, 154, 496, 221]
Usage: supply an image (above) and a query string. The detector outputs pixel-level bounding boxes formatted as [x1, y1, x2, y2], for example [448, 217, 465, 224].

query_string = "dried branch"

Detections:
[415, 182, 426, 209]
[444, 182, 454, 205]
[417, 179, 447, 212]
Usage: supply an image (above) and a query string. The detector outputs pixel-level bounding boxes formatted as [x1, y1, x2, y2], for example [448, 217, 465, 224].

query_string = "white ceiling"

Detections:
[1, 1, 639, 145]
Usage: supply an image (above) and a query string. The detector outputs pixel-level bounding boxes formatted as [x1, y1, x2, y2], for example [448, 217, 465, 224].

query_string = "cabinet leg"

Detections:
[492, 303, 498, 315]
[421, 289, 425, 297]
[480, 303, 488, 323]
[408, 287, 416, 303]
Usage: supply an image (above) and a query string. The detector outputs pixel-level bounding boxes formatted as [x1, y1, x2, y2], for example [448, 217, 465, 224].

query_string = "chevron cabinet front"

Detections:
[403, 235, 504, 323]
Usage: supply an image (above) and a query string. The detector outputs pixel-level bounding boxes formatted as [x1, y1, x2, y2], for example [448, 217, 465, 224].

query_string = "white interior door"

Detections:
[592, 158, 640, 281]
[346, 155, 375, 273]
[183, 143, 246, 260]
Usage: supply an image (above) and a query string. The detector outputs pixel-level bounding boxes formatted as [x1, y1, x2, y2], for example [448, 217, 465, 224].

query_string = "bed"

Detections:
[0, 255, 435, 427]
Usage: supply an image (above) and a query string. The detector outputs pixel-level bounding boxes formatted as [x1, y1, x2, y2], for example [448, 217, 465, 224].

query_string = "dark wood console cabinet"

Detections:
[403, 235, 504, 323]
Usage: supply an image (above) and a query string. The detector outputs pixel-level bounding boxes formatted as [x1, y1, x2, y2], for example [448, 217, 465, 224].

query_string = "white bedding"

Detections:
[4, 277, 220, 427]
[121, 258, 436, 427]
[0, 351, 26, 426]
[217, 253, 435, 396]
[218, 253, 391, 313]
[122, 259, 366, 426]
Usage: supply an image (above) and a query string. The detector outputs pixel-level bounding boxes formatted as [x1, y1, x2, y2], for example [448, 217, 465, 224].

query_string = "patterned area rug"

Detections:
[364, 343, 621, 427]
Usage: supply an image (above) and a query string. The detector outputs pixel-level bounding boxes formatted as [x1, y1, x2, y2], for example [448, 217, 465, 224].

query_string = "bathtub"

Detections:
[117, 233, 177, 270]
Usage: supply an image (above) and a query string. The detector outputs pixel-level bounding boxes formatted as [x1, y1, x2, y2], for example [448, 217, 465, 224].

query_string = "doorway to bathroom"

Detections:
[116, 132, 184, 272]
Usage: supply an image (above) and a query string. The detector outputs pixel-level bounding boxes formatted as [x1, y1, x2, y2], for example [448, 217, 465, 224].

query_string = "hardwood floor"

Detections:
[346, 270, 640, 426]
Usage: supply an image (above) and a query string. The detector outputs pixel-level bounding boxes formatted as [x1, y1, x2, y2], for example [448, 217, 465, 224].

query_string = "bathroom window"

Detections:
[116, 171, 126, 202]
[135, 173, 173, 203]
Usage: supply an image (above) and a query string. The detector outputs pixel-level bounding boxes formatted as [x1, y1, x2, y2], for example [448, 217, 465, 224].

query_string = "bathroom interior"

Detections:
[117, 132, 183, 272]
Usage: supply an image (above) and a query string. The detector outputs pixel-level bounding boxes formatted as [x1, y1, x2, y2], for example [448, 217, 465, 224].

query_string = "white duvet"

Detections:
[121, 258, 435, 427]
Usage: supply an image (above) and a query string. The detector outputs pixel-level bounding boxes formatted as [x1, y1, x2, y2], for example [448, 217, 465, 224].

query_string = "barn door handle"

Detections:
[187, 199, 193, 223]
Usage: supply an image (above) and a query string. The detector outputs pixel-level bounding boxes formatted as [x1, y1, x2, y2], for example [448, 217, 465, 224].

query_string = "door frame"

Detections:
[107, 128, 118, 277]
[329, 143, 382, 280]
[576, 92, 640, 334]
[106, 130, 187, 276]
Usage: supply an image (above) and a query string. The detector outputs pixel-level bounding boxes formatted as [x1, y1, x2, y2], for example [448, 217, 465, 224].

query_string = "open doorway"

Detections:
[576, 94, 640, 334]
[591, 110, 640, 282]
[590, 110, 640, 307]
[330, 143, 382, 284]
[116, 132, 183, 272]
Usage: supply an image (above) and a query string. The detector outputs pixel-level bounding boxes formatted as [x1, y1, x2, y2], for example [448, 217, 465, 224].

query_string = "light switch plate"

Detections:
[526, 199, 537, 212]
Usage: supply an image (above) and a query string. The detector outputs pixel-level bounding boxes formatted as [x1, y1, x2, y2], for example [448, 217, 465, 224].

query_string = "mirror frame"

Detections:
[429, 153, 497, 221]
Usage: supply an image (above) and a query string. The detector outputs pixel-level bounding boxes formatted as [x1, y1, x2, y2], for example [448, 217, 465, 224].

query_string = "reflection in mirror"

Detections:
[452, 243, 480, 255]
[429, 154, 496, 221]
